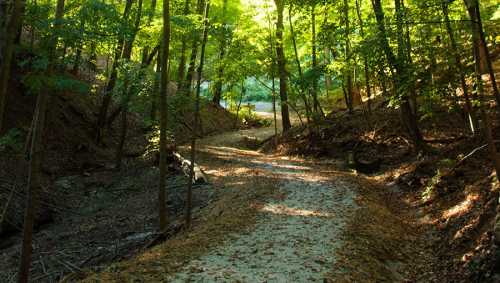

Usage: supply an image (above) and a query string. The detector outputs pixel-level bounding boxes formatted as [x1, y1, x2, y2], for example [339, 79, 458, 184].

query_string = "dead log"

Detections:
[173, 152, 207, 184]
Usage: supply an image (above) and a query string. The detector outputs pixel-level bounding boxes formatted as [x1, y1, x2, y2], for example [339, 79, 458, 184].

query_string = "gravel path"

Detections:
[172, 124, 359, 282]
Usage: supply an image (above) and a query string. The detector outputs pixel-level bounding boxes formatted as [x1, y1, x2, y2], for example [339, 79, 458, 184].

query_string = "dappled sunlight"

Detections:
[260, 203, 335, 217]
[442, 193, 479, 220]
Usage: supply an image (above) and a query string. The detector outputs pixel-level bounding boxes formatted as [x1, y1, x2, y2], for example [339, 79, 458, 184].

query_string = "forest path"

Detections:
[172, 119, 361, 281]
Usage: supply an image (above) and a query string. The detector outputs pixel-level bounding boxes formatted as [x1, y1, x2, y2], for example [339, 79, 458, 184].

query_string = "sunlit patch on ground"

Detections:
[442, 193, 479, 220]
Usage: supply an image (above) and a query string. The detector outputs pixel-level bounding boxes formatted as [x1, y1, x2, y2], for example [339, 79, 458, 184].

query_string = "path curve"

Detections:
[173, 122, 360, 282]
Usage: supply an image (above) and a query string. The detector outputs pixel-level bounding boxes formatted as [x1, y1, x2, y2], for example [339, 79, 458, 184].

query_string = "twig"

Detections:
[450, 144, 488, 173]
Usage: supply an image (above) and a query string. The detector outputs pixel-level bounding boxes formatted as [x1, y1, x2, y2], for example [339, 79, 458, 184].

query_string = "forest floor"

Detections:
[80, 112, 435, 282]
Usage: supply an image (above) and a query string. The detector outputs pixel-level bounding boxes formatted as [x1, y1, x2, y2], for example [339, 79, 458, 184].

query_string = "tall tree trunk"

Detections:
[274, 0, 291, 132]
[469, 16, 500, 244]
[401, 0, 417, 116]
[355, 0, 372, 114]
[176, 0, 191, 86]
[186, 0, 210, 228]
[159, 0, 171, 231]
[212, 0, 228, 106]
[183, 0, 204, 95]
[371, 0, 422, 147]
[115, 0, 143, 169]
[288, 6, 311, 123]
[18, 1, 64, 281]
[0, 0, 24, 134]
[463, 0, 500, 107]
[95, 0, 133, 143]
[344, 0, 354, 114]
[442, 1, 477, 134]
[311, 4, 321, 117]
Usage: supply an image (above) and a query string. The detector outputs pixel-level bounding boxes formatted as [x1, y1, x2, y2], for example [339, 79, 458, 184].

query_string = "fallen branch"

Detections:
[173, 152, 207, 184]
[450, 144, 488, 173]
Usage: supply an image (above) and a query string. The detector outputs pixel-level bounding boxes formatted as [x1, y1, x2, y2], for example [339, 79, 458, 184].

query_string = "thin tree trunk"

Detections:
[442, 1, 477, 133]
[176, 0, 191, 86]
[95, 0, 133, 143]
[344, 0, 354, 114]
[158, 0, 171, 231]
[311, 4, 321, 117]
[18, 1, 64, 281]
[274, 0, 291, 132]
[469, 17, 500, 243]
[272, 75, 278, 147]
[355, 0, 372, 115]
[183, 0, 204, 95]
[287, 6, 311, 123]
[0, 0, 24, 134]
[463, 0, 500, 107]
[372, 0, 422, 147]
[186, 0, 210, 228]
[212, 0, 228, 106]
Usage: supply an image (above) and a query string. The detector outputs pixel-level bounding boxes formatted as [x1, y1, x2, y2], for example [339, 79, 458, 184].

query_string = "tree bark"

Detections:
[463, 0, 500, 108]
[183, 0, 204, 95]
[18, 1, 64, 281]
[159, 0, 171, 231]
[355, 0, 372, 114]
[371, 0, 422, 147]
[95, 0, 134, 143]
[288, 5, 311, 122]
[442, 1, 477, 134]
[0, 0, 24, 134]
[186, 0, 210, 228]
[469, 16, 500, 244]
[212, 0, 228, 106]
[311, 4, 321, 117]
[176, 0, 191, 86]
[274, 0, 291, 132]
[344, 0, 354, 114]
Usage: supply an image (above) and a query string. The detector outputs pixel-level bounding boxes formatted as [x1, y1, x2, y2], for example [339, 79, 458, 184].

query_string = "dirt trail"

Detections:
[172, 121, 361, 282]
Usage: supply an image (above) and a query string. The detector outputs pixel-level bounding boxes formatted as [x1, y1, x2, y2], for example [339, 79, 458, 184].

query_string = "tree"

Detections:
[274, 0, 291, 132]
[212, 0, 228, 106]
[371, 0, 423, 147]
[18, 1, 65, 281]
[159, 0, 172, 231]
[0, 0, 25, 133]
[441, 0, 477, 133]
[95, 0, 134, 144]
[186, 0, 210, 228]
[463, 0, 500, 107]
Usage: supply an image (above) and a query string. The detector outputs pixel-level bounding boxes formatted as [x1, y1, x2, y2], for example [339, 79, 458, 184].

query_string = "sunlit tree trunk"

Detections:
[18, 1, 64, 281]
[159, 0, 171, 231]
[463, 0, 500, 107]
[442, 1, 477, 134]
[355, 0, 372, 114]
[274, 0, 291, 132]
[186, 0, 210, 228]
[0, 0, 24, 134]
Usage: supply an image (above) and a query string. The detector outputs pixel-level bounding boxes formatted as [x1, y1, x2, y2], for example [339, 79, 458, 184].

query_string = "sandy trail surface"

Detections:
[172, 120, 359, 282]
